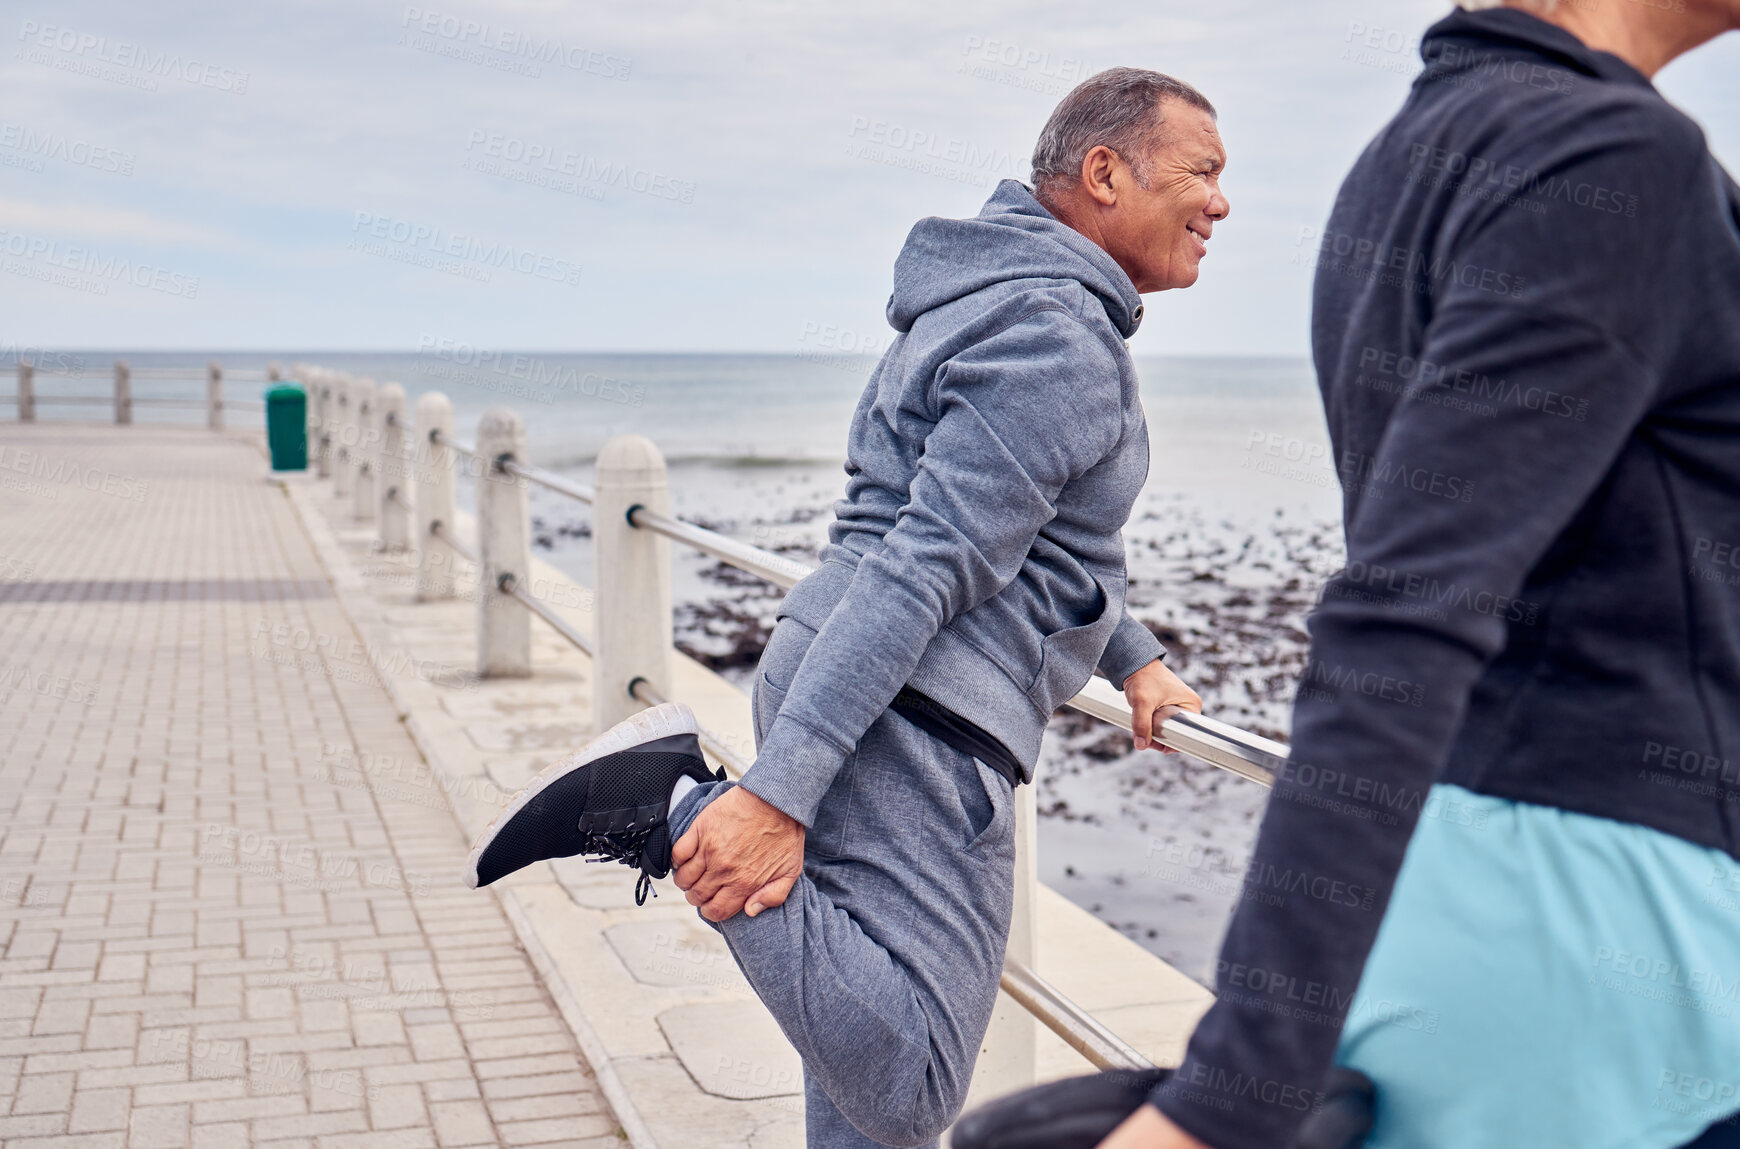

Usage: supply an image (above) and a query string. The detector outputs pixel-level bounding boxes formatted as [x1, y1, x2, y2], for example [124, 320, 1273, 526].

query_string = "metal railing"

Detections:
[429, 520, 477, 565]
[6, 361, 269, 428]
[306, 372, 1291, 1081]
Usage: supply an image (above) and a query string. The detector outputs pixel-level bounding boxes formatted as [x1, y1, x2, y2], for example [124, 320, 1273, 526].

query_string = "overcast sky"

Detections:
[4, 0, 1736, 358]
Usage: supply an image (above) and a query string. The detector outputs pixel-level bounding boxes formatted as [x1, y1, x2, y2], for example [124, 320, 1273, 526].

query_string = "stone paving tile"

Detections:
[0, 427, 622, 1149]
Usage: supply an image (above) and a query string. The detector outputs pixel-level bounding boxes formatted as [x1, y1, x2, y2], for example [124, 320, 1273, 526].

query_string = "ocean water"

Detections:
[33, 349, 1338, 511]
[42, 350, 1343, 980]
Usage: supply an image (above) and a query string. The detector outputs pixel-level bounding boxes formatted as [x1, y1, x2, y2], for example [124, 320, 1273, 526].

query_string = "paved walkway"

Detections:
[0, 425, 621, 1149]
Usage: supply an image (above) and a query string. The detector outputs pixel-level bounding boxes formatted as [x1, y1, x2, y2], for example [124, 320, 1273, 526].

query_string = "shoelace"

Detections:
[583, 828, 659, 906]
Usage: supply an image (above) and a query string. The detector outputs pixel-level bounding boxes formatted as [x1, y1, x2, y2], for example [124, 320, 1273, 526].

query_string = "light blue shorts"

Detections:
[1335, 784, 1740, 1149]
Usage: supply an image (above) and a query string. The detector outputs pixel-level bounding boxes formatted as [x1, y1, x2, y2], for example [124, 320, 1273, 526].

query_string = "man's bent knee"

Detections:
[832, 1070, 968, 1147]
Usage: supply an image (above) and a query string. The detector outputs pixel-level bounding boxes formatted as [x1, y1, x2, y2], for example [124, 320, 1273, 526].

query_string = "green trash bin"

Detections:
[264, 384, 307, 471]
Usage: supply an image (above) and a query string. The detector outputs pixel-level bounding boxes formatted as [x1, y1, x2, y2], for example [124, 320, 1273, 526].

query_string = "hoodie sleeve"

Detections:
[740, 306, 1123, 826]
[1098, 611, 1166, 689]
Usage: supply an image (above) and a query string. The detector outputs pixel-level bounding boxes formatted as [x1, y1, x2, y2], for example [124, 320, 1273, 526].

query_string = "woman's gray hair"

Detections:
[1030, 67, 1215, 195]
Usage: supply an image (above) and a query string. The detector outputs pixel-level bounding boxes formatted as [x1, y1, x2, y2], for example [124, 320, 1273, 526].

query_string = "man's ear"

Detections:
[1080, 145, 1121, 207]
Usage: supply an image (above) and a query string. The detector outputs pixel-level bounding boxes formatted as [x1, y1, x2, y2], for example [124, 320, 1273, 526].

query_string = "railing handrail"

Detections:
[0, 395, 266, 409]
[999, 959, 1153, 1071]
[427, 422, 1287, 784]
[628, 505, 818, 591]
[429, 519, 478, 565]
[428, 427, 480, 461]
[502, 458, 595, 504]
[500, 572, 593, 657]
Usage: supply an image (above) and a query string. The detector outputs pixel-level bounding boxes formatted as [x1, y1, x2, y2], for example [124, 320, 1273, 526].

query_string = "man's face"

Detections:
[1108, 103, 1229, 293]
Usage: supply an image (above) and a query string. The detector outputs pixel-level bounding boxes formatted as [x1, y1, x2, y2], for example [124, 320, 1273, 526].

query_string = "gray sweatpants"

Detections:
[667, 617, 1017, 1149]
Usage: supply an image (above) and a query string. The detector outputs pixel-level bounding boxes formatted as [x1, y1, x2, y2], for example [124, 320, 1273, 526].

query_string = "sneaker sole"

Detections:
[464, 701, 699, 890]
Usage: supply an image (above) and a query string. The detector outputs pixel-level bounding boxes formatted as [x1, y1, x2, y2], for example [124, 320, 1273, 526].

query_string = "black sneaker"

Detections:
[464, 702, 722, 901]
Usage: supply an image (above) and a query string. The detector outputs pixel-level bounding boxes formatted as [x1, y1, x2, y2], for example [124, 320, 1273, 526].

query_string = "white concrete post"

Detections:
[114, 361, 131, 425]
[377, 383, 410, 550]
[593, 435, 674, 730]
[353, 378, 377, 522]
[207, 361, 224, 430]
[313, 370, 333, 479]
[17, 363, 33, 422]
[965, 786, 1039, 1109]
[414, 391, 457, 601]
[475, 408, 532, 678]
[294, 366, 314, 467]
[332, 375, 354, 498]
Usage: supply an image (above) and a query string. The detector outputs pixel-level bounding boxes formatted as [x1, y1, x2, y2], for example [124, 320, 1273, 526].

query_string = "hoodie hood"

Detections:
[886, 179, 1145, 338]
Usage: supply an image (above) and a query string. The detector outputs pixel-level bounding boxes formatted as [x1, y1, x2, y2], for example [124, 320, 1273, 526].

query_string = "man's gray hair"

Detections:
[1030, 67, 1216, 195]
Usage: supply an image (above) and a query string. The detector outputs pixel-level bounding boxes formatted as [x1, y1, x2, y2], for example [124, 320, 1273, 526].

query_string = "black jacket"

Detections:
[1154, 9, 1740, 1147]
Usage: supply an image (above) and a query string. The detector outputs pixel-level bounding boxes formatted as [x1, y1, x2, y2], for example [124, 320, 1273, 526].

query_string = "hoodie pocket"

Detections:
[1025, 578, 1117, 714]
[751, 617, 816, 743]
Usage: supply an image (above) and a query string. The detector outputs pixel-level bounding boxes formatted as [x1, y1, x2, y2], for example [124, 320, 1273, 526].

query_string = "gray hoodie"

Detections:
[742, 179, 1164, 826]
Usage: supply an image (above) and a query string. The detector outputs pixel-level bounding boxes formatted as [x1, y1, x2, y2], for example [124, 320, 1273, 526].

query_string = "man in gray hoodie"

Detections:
[467, 66, 1226, 1149]
[659, 68, 1228, 1148]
